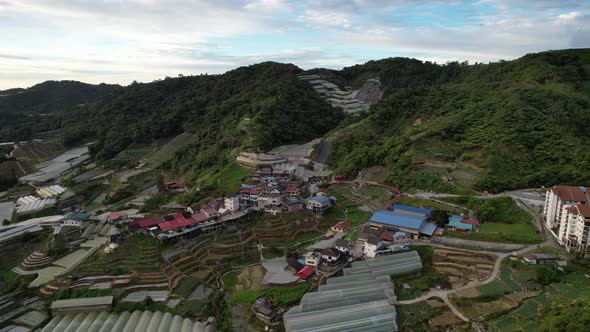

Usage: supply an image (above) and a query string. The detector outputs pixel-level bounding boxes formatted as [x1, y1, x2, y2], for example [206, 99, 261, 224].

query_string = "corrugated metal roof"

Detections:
[369, 210, 427, 231]
[39, 310, 215, 332]
[50, 296, 113, 310]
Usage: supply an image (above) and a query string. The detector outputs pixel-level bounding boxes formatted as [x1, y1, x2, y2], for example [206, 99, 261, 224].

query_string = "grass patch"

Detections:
[441, 196, 531, 224]
[230, 283, 310, 307]
[476, 280, 512, 299]
[202, 162, 250, 194]
[397, 196, 462, 214]
[446, 223, 541, 244]
[174, 276, 201, 298]
[222, 272, 239, 289]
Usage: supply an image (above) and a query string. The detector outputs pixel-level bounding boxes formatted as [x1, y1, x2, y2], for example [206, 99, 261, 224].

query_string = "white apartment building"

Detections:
[543, 185, 589, 232]
[224, 197, 240, 212]
[559, 205, 590, 257]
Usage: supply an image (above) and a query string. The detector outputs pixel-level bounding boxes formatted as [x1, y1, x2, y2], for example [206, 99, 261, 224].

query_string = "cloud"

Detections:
[0, 0, 589, 89]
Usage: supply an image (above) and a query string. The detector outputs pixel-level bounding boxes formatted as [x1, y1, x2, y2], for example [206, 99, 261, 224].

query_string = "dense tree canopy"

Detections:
[0, 81, 120, 141]
[326, 49, 590, 192]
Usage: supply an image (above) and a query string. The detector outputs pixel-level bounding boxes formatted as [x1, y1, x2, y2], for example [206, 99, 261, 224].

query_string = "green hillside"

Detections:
[0, 80, 121, 141]
[325, 49, 590, 192]
[62, 62, 344, 180]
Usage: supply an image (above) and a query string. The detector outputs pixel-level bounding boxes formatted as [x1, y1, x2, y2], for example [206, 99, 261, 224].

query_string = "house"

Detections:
[240, 188, 262, 202]
[187, 206, 200, 214]
[331, 221, 351, 233]
[522, 253, 558, 265]
[359, 234, 383, 258]
[257, 193, 282, 208]
[163, 181, 189, 191]
[253, 298, 279, 324]
[190, 212, 208, 223]
[447, 219, 473, 233]
[543, 185, 589, 232]
[305, 196, 332, 214]
[287, 254, 304, 271]
[320, 248, 341, 264]
[296, 266, 315, 280]
[305, 251, 321, 267]
[200, 207, 220, 220]
[461, 219, 480, 232]
[334, 239, 352, 253]
[391, 231, 411, 243]
[224, 197, 240, 212]
[285, 186, 302, 200]
[559, 204, 590, 257]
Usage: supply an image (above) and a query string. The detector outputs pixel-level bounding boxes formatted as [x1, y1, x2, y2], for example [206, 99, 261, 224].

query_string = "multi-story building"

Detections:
[560, 204, 590, 257]
[543, 185, 589, 233]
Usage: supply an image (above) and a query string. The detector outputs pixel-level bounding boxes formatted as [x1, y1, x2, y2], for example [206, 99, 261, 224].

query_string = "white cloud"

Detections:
[555, 11, 583, 25]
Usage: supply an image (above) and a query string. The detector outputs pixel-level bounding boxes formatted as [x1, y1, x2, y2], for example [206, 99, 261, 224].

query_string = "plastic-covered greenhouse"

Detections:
[40, 310, 215, 332]
[283, 250, 423, 331]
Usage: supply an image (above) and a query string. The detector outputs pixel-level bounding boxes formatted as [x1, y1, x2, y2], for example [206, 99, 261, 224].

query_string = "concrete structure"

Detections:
[560, 204, 590, 257]
[305, 252, 321, 267]
[50, 296, 113, 315]
[305, 196, 331, 214]
[224, 197, 239, 212]
[358, 234, 383, 258]
[543, 185, 589, 231]
[522, 252, 558, 265]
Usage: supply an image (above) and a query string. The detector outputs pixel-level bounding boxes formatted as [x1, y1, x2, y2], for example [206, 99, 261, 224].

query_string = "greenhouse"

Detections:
[40, 310, 215, 332]
[283, 250, 424, 331]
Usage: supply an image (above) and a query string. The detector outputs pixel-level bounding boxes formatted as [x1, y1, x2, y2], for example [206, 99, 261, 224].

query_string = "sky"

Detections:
[0, 0, 589, 89]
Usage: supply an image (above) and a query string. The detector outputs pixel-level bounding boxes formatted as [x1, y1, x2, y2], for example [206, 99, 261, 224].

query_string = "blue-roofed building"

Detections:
[369, 210, 428, 239]
[392, 204, 432, 217]
[449, 215, 463, 223]
[305, 196, 332, 214]
[419, 222, 438, 237]
[448, 219, 473, 232]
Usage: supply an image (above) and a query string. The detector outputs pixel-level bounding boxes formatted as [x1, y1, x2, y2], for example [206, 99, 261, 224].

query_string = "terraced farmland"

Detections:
[74, 234, 161, 276]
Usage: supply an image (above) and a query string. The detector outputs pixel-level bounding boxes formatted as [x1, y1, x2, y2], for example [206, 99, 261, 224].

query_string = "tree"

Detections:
[541, 299, 590, 332]
[535, 265, 559, 286]
[430, 209, 449, 227]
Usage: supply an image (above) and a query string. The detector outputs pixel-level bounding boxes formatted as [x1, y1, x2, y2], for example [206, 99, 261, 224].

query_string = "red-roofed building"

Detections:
[137, 218, 156, 228]
[296, 266, 315, 280]
[163, 181, 189, 191]
[331, 221, 351, 233]
[285, 186, 302, 200]
[461, 219, 479, 231]
[201, 207, 220, 220]
[191, 212, 208, 223]
[544, 185, 589, 231]
[107, 211, 128, 222]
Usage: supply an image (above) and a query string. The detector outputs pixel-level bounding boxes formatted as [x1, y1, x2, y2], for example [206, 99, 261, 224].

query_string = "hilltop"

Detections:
[61, 62, 344, 175]
[0, 80, 121, 141]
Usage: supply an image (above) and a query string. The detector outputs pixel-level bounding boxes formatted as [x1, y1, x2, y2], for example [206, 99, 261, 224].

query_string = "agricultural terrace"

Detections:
[395, 246, 496, 299]
[450, 249, 590, 330]
[396, 299, 468, 332]
[201, 162, 251, 194]
[74, 234, 161, 276]
[441, 196, 542, 244]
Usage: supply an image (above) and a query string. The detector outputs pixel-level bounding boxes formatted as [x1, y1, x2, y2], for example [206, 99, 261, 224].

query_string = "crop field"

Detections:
[396, 300, 452, 332]
[75, 234, 161, 275]
[230, 282, 310, 307]
[111, 145, 153, 164]
[145, 133, 196, 167]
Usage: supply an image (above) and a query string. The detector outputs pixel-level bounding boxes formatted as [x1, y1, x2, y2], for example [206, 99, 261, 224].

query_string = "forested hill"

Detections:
[62, 62, 344, 170]
[325, 49, 590, 192]
[0, 81, 121, 141]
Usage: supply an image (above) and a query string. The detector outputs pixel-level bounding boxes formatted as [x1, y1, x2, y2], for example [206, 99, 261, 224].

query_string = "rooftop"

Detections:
[50, 296, 113, 309]
[550, 185, 589, 202]
[392, 204, 432, 216]
[369, 210, 427, 231]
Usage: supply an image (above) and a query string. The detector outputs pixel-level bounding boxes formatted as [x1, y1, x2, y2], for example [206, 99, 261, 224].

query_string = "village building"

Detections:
[320, 248, 342, 264]
[50, 296, 113, 315]
[305, 196, 332, 214]
[368, 208, 438, 239]
[522, 252, 558, 265]
[334, 239, 352, 253]
[447, 215, 479, 233]
[559, 204, 590, 257]
[224, 197, 240, 212]
[331, 221, 351, 233]
[543, 185, 589, 232]
[304, 251, 321, 267]
[201, 207, 220, 220]
[358, 234, 383, 258]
